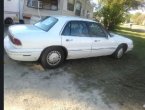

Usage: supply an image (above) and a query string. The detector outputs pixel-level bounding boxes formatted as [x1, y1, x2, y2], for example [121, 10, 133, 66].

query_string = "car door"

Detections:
[61, 21, 92, 59]
[87, 22, 116, 57]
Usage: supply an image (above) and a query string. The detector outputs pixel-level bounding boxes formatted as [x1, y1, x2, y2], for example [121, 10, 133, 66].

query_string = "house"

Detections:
[23, 0, 94, 23]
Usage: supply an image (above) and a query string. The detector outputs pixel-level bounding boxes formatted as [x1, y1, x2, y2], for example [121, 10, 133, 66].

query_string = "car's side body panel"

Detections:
[4, 36, 42, 61]
[4, 16, 134, 62]
[90, 37, 117, 57]
[61, 35, 92, 59]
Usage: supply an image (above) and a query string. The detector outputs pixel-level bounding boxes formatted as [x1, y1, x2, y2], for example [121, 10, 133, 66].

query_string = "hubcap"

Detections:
[117, 48, 124, 58]
[46, 51, 61, 66]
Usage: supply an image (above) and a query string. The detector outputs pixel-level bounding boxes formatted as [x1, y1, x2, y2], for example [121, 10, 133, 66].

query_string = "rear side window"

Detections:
[62, 21, 89, 37]
[87, 22, 106, 38]
[34, 16, 58, 31]
[62, 22, 71, 36]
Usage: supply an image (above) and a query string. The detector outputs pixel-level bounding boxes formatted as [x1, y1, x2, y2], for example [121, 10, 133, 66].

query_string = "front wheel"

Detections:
[40, 47, 65, 69]
[113, 45, 126, 59]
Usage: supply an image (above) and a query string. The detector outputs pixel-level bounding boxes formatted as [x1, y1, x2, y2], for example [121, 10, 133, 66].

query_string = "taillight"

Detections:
[13, 38, 22, 46]
[8, 31, 22, 46]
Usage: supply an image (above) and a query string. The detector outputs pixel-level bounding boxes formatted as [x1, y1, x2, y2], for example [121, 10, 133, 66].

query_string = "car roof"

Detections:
[51, 15, 97, 22]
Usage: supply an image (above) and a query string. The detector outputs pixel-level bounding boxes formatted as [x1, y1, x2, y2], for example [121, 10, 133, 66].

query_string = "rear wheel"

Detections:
[40, 47, 65, 69]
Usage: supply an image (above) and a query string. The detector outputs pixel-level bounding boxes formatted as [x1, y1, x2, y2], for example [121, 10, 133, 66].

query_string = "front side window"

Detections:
[34, 16, 58, 31]
[87, 22, 107, 38]
[27, 0, 58, 10]
[67, 0, 75, 11]
[62, 21, 89, 37]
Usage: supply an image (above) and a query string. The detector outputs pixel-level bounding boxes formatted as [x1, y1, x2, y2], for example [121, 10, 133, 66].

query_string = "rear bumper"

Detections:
[4, 36, 42, 61]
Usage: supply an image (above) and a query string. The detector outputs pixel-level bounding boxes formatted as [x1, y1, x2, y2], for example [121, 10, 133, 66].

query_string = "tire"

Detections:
[5, 18, 13, 24]
[113, 44, 126, 59]
[19, 19, 24, 24]
[40, 47, 65, 69]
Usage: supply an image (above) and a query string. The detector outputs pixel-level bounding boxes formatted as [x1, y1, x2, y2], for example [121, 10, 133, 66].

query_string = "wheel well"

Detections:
[119, 43, 128, 52]
[39, 46, 68, 60]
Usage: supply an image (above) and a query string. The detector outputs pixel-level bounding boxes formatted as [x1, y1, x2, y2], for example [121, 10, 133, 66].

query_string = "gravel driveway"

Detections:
[4, 25, 145, 110]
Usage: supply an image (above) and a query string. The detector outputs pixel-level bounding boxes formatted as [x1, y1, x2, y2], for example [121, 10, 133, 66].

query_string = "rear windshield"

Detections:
[34, 16, 58, 31]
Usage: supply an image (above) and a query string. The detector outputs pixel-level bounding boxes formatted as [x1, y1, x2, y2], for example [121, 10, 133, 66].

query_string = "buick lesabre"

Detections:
[4, 16, 133, 68]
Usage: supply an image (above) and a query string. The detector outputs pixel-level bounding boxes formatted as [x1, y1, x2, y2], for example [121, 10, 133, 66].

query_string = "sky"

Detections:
[92, 0, 97, 4]
[129, 9, 145, 14]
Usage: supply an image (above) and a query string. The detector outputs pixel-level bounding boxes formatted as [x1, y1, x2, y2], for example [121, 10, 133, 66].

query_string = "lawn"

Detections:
[114, 25, 145, 59]
[62, 25, 145, 109]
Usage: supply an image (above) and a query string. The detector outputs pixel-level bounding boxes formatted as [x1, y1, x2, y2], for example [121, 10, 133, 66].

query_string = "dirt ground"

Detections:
[4, 25, 145, 110]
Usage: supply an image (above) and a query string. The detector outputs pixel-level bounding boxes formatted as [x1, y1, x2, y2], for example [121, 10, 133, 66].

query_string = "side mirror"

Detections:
[106, 35, 110, 39]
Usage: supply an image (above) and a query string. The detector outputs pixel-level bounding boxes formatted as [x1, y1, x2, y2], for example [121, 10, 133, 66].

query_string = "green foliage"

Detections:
[124, 13, 132, 23]
[95, 0, 145, 30]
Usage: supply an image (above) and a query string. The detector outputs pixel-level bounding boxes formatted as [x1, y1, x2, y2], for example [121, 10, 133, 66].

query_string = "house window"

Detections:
[67, 0, 75, 11]
[27, 0, 58, 10]
[75, 2, 81, 16]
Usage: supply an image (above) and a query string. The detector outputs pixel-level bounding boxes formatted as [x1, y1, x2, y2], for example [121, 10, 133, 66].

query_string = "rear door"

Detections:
[61, 21, 92, 59]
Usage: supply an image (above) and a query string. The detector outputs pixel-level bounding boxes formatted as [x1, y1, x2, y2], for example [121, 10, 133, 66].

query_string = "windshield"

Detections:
[34, 16, 58, 31]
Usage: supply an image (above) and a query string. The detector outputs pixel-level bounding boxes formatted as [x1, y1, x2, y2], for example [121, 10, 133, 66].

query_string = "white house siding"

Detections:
[4, 0, 25, 23]
[61, 0, 75, 16]
[61, 0, 93, 18]
[4, 0, 19, 13]
[23, 0, 63, 17]
[23, 0, 94, 24]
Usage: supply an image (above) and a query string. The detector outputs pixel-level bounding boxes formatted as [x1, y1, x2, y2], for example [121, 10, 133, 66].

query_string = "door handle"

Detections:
[94, 40, 100, 42]
[66, 39, 73, 42]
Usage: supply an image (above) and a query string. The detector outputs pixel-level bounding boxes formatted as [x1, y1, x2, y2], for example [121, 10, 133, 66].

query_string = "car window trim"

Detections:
[98, 23, 110, 38]
[69, 21, 89, 37]
[86, 22, 108, 38]
[60, 20, 70, 36]
[61, 20, 90, 37]
[60, 20, 109, 38]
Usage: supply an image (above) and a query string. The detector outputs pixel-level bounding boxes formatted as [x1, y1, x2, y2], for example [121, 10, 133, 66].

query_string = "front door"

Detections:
[87, 22, 116, 57]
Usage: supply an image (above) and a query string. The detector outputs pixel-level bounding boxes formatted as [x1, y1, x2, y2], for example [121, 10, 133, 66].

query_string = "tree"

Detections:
[131, 13, 145, 25]
[95, 0, 145, 30]
[124, 13, 132, 23]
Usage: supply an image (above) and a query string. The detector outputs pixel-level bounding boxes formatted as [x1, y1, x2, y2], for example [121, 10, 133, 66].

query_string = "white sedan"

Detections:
[4, 16, 133, 68]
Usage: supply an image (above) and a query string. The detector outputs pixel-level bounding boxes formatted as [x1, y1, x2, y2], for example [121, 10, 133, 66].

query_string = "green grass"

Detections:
[62, 25, 145, 108]
[115, 26, 145, 39]
[114, 25, 145, 60]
